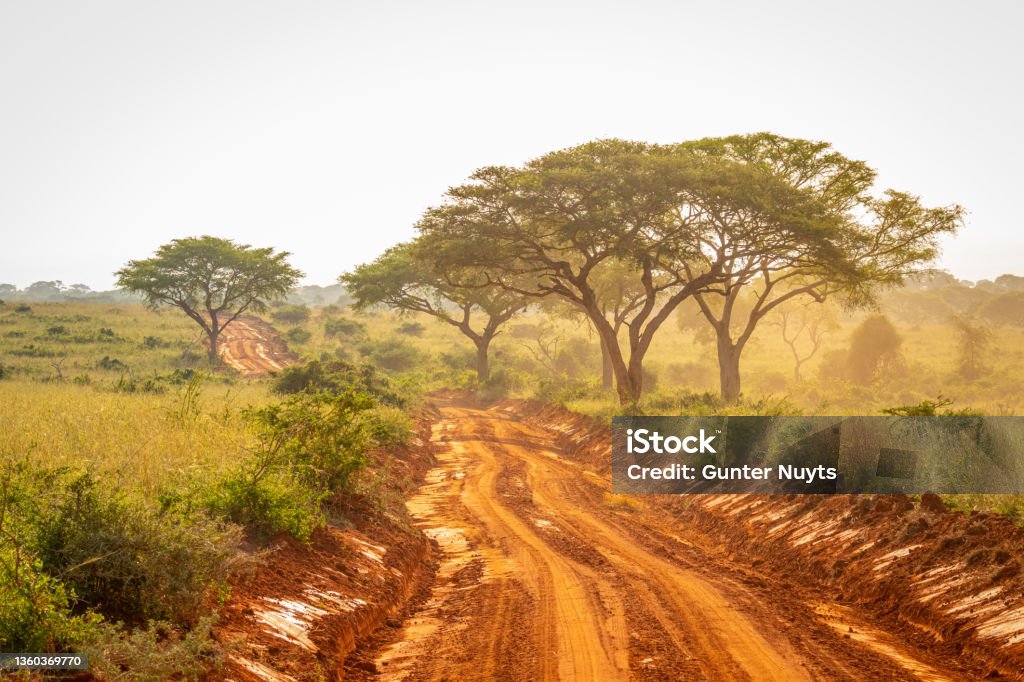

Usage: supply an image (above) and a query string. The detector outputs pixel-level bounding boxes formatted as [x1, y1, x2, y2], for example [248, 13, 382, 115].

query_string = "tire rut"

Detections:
[366, 400, 972, 681]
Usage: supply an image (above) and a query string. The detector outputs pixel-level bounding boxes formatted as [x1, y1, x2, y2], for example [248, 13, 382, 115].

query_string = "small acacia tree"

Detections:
[772, 302, 839, 382]
[116, 236, 302, 363]
[341, 240, 528, 381]
[951, 314, 993, 379]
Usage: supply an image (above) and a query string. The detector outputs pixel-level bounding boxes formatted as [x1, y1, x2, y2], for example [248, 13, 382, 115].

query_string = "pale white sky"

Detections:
[1, 0, 1021, 289]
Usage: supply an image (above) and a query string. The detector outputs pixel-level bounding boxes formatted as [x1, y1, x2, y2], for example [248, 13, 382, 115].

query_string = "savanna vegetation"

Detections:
[0, 298, 413, 676]
[3, 133, 1024, 674]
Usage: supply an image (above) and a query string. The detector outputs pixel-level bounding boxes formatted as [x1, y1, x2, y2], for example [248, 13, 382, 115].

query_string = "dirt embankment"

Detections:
[210, 394, 1024, 680]
[216, 316, 297, 378]
[509, 399, 1024, 679]
[211, 411, 439, 682]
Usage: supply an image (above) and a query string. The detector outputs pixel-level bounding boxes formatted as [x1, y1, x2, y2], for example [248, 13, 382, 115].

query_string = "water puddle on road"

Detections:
[813, 603, 951, 681]
[374, 420, 509, 680]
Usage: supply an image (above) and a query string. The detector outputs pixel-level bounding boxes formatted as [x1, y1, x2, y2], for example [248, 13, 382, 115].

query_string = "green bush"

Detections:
[200, 471, 323, 543]
[0, 545, 103, 652]
[273, 359, 404, 406]
[847, 315, 903, 384]
[270, 304, 311, 325]
[664, 361, 714, 388]
[364, 405, 413, 447]
[533, 377, 601, 407]
[641, 390, 724, 414]
[97, 355, 128, 371]
[87, 617, 223, 682]
[142, 335, 171, 349]
[25, 470, 242, 627]
[107, 369, 201, 395]
[246, 390, 374, 492]
[397, 321, 425, 336]
[358, 337, 425, 373]
[439, 349, 476, 371]
[10, 344, 57, 358]
[1, 462, 239, 658]
[286, 327, 312, 344]
[753, 370, 789, 393]
[110, 375, 166, 394]
[881, 396, 978, 416]
[200, 380, 409, 542]
[324, 317, 366, 338]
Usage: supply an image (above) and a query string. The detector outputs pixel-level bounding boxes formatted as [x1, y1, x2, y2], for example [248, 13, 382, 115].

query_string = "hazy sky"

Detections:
[1, 1, 1021, 289]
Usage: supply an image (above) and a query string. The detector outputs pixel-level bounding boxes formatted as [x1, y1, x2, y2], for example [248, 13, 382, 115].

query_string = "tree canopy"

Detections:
[417, 139, 768, 403]
[341, 133, 964, 404]
[116, 236, 302, 363]
[680, 134, 963, 400]
[415, 135, 961, 404]
[341, 240, 528, 381]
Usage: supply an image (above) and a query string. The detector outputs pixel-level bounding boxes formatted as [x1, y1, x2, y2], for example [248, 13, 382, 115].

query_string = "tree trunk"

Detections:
[614, 370, 642, 406]
[581, 301, 648, 406]
[208, 330, 220, 364]
[207, 310, 221, 364]
[600, 335, 613, 391]
[475, 335, 491, 382]
[717, 335, 742, 403]
[593, 320, 641, 405]
[624, 354, 645, 404]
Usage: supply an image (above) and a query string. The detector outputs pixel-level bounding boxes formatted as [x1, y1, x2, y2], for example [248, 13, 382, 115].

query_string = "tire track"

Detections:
[216, 316, 296, 377]
[370, 399, 966, 681]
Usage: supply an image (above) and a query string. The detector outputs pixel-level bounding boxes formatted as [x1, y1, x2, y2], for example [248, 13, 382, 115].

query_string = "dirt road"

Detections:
[217, 316, 296, 377]
[364, 400, 977, 681]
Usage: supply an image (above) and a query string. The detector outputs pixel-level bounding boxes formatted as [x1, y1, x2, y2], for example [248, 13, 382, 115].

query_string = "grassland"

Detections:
[0, 302, 270, 491]
[271, 301, 1024, 417]
[2, 296, 1023, 671]
[6, 299, 1023, 502]
[0, 301, 405, 672]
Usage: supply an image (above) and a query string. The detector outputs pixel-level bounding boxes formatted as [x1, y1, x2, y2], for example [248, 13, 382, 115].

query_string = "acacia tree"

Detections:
[417, 140, 797, 405]
[681, 134, 964, 401]
[341, 241, 527, 381]
[116, 236, 302, 363]
[772, 302, 838, 381]
[951, 314, 993, 379]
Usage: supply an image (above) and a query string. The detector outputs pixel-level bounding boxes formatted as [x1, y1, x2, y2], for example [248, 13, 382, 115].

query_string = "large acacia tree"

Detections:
[341, 240, 528, 381]
[418, 140, 818, 405]
[680, 134, 963, 401]
[116, 236, 302, 363]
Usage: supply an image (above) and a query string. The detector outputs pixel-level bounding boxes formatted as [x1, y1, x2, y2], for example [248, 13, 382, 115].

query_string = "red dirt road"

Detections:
[216, 316, 296, 377]
[358, 400, 979, 681]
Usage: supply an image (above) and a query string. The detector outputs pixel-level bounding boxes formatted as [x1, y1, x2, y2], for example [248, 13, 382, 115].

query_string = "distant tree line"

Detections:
[95, 133, 1014, 404]
[0, 281, 138, 303]
[0, 280, 350, 307]
[878, 272, 1024, 327]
